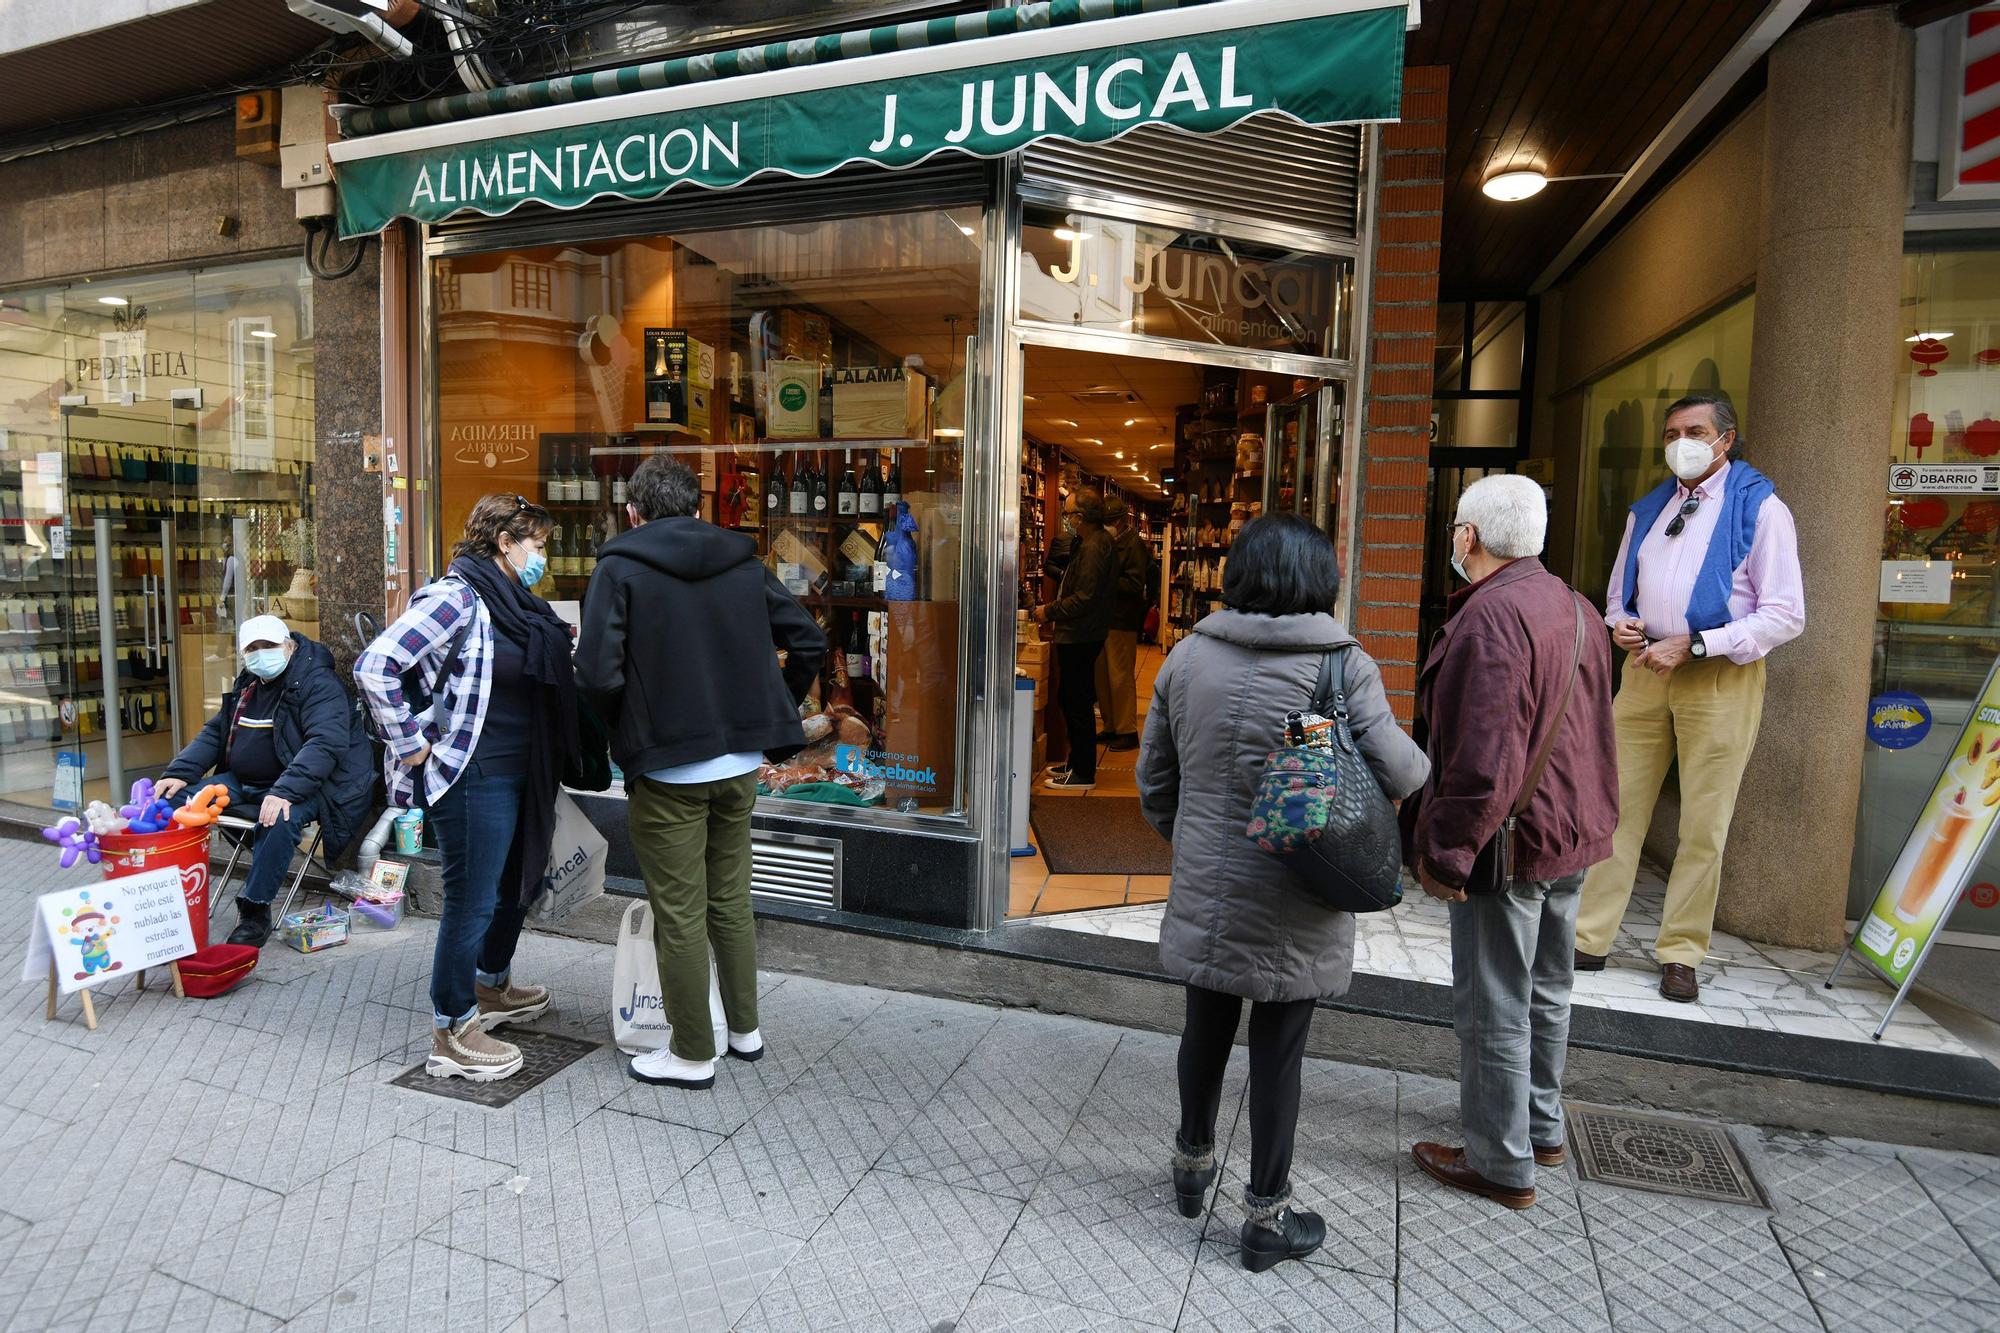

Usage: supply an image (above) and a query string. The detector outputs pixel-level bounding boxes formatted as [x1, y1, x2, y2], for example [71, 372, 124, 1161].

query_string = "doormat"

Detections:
[1031, 796, 1172, 876]
[1568, 1104, 1769, 1208]
[389, 1028, 601, 1109]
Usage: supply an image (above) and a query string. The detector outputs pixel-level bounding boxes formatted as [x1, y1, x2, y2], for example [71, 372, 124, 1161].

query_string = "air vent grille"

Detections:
[751, 830, 843, 910]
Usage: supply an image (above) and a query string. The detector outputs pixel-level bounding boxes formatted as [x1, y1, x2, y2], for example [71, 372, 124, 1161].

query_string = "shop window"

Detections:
[1856, 248, 2000, 936]
[431, 206, 984, 822]
[1574, 294, 1755, 603]
[1017, 205, 1354, 361]
[0, 257, 317, 807]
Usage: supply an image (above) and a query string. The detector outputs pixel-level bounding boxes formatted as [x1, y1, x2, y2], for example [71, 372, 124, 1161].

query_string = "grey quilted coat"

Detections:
[1137, 610, 1429, 1002]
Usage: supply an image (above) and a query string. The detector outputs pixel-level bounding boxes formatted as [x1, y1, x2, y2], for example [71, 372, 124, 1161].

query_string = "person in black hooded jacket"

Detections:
[157, 614, 375, 946]
[576, 456, 824, 1091]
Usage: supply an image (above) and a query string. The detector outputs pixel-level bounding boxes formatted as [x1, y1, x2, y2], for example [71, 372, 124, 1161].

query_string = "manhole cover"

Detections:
[1569, 1105, 1768, 1208]
[389, 1028, 601, 1108]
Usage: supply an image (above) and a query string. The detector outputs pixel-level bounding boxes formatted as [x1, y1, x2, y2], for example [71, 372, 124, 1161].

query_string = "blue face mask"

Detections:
[512, 550, 547, 588]
[245, 647, 288, 679]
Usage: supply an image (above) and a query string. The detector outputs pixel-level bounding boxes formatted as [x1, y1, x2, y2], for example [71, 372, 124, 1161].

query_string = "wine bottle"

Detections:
[882, 454, 902, 512]
[578, 444, 601, 503]
[611, 452, 630, 506]
[578, 526, 598, 579]
[837, 451, 858, 516]
[564, 443, 584, 503]
[765, 464, 786, 524]
[811, 453, 829, 517]
[859, 450, 882, 516]
[544, 445, 564, 505]
[788, 455, 811, 516]
[548, 523, 569, 580]
[845, 615, 869, 679]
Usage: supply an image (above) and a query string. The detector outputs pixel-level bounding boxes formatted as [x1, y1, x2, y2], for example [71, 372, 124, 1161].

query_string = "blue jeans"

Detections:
[426, 760, 532, 1028]
[180, 774, 320, 907]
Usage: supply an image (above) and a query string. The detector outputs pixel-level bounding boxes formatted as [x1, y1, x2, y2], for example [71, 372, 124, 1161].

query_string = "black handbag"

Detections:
[1463, 596, 1589, 896]
[1274, 647, 1405, 914]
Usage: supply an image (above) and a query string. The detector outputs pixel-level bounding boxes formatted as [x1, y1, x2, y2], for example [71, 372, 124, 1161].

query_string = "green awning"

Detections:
[327, 0, 1412, 237]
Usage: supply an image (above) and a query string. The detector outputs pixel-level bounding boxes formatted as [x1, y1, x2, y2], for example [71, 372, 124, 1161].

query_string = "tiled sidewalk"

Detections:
[2, 836, 1997, 1331]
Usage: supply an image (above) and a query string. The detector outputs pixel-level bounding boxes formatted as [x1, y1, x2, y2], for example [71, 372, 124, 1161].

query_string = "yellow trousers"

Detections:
[1094, 629, 1139, 735]
[1575, 654, 1766, 967]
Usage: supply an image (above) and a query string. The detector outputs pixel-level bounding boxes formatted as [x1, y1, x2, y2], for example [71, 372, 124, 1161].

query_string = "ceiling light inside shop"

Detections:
[959, 224, 975, 236]
[1053, 227, 1093, 241]
[1052, 418, 1079, 428]
[1481, 169, 1547, 202]
[97, 296, 128, 306]
[1114, 451, 1125, 459]
[1079, 437, 1104, 446]
[1905, 331, 1954, 341]
[249, 329, 278, 339]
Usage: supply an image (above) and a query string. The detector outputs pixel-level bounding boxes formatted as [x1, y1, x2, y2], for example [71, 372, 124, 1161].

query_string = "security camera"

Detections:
[285, 0, 414, 58]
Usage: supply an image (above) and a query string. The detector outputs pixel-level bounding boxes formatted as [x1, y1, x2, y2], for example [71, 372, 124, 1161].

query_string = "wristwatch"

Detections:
[1689, 634, 1708, 660]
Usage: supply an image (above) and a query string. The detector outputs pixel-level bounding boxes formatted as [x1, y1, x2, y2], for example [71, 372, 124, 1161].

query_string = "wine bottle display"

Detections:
[811, 456, 829, 515]
[767, 466, 787, 523]
[883, 456, 902, 512]
[789, 457, 810, 516]
[837, 452, 858, 516]
[859, 452, 882, 515]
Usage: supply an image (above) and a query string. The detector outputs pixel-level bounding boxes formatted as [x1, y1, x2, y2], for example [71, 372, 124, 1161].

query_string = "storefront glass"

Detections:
[431, 205, 984, 821]
[1857, 247, 2000, 936]
[1573, 294, 1756, 602]
[0, 256, 318, 808]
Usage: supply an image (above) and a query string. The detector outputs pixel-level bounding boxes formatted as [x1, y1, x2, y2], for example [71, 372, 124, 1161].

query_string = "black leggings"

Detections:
[1055, 639, 1103, 782]
[1177, 984, 1316, 1201]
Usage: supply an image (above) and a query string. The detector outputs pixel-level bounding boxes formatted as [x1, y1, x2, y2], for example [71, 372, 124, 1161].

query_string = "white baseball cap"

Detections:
[238, 614, 290, 652]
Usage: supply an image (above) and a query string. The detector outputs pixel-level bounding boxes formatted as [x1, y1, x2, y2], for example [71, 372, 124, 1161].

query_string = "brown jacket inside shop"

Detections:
[1409, 557, 1619, 889]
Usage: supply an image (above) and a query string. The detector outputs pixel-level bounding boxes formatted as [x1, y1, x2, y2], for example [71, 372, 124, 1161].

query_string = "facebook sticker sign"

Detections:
[834, 744, 938, 792]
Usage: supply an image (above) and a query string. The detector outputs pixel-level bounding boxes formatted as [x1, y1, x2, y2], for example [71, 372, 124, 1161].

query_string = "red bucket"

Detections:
[100, 825, 213, 950]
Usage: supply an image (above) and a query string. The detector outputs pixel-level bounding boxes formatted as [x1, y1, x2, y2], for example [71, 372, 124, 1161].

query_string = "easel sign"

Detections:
[1830, 654, 2000, 1037]
[19, 868, 197, 1029]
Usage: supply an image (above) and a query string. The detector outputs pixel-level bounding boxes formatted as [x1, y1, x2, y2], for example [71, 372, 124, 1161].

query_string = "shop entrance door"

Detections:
[1416, 447, 1517, 657]
[1262, 381, 1342, 532]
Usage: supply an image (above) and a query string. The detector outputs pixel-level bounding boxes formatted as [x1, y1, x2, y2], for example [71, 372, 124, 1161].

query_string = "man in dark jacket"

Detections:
[157, 615, 375, 946]
[1035, 490, 1117, 790]
[1406, 475, 1618, 1211]
[576, 456, 824, 1091]
[1094, 495, 1153, 752]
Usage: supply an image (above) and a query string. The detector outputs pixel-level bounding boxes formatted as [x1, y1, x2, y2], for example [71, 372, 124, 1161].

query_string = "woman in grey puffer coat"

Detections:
[1137, 514, 1428, 1273]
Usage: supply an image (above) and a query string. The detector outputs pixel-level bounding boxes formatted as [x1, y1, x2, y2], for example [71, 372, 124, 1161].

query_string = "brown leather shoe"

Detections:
[1660, 963, 1699, 1002]
[1411, 1142, 1536, 1209]
[1573, 950, 1607, 973]
[1533, 1142, 1566, 1167]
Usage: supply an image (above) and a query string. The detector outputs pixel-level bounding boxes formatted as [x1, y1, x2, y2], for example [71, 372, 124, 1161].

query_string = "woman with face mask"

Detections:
[356, 494, 580, 1082]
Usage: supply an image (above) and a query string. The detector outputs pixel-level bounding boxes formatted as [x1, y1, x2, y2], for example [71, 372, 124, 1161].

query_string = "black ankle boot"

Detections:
[227, 899, 273, 948]
[1239, 1187, 1325, 1273]
[1169, 1136, 1218, 1219]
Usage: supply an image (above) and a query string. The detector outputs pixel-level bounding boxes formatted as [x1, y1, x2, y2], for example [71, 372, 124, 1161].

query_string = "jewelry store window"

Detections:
[430, 206, 984, 821]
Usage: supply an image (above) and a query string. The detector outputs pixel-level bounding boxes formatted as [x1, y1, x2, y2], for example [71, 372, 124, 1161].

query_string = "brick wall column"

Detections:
[1353, 66, 1446, 720]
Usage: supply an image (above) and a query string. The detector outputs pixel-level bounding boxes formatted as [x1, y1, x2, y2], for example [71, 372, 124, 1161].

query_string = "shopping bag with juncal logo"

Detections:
[610, 898, 728, 1055]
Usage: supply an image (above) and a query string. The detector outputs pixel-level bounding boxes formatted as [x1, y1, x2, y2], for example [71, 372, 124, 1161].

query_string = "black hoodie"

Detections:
[575, 516, 825, 776]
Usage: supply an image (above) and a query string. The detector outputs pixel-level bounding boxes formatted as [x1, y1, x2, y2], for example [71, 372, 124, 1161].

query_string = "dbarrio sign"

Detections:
[330, 0, 1407, 236]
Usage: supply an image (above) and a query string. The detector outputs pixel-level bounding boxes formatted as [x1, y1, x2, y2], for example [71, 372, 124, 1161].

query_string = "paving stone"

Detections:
[1577, 1183, 1818, 1333]
[735, 1171, 1022, 1330]
[511, 1201, 801, 1332]
[284, 1238, 554, 1332]
[417, 1104, 722, 1280]
[171, 1056, 431, 1195]
[1178, 1239, 1396, 1332]
[665, 1086, 916, 1239]
[788, 989, 996, 1106]
[1905, 1147, 2000, 1280]
[985, 1166, 1204, 1328]
[1799, 1275, 2000, 1333]
[956, 1282, 1165, 1331]
[81, 1268, 281, 1333]
[1759, 1133, 2000, 1303]
[156, 1138, 518, 1320]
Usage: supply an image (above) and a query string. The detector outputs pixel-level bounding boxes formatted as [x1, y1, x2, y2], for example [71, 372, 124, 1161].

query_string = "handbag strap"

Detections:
[1310, 647, 1360, 753]
[1510, 595, 1589, 819]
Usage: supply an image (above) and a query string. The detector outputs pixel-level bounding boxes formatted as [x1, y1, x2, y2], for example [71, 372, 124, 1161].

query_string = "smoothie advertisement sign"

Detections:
[329, 1, 1406, 236]
[1853, 658, 2000, 987]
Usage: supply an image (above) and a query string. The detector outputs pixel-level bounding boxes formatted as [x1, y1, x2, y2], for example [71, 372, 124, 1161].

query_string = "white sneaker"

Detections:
[426, 1019, 524, 1082]
[726, 1029, 765, 1062]
[629, 1046, 716, 1089]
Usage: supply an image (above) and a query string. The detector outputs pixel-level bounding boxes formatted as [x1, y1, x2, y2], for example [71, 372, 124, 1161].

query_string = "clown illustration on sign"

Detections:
[58, 892, 122, 982]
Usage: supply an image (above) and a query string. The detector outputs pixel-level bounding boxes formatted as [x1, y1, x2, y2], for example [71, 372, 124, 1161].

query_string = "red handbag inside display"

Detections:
[175, 943, 259, 998]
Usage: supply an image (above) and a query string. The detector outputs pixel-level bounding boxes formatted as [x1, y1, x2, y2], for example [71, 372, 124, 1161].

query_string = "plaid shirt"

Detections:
[354, 577, 493, 809]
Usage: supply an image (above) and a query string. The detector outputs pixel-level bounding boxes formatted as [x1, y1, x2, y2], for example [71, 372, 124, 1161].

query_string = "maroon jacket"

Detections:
[1409, 557, 1618, 889]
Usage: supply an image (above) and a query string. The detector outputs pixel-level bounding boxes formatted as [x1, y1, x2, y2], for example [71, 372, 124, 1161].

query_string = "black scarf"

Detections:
[451, 554, 579, 905]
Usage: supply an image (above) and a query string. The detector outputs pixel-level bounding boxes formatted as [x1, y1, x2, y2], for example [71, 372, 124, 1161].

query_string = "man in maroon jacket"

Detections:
[1406, 475, 1619, 1210]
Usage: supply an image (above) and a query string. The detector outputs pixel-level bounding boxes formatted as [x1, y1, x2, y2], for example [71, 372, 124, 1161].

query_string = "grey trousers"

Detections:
[1447, 873, 1585, 1190]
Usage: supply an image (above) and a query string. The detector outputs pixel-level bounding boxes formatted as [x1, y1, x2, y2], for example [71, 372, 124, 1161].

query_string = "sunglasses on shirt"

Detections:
[1665, 493, 1702, 539]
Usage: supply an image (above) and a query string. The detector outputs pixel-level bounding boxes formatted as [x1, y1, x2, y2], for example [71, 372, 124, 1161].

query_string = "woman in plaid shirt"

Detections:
[357, 495, 579, 1082]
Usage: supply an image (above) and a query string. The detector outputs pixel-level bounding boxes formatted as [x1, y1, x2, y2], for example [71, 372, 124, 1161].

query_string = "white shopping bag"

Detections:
[609, 898, 728, 1056]
[532, 792, 608, 923]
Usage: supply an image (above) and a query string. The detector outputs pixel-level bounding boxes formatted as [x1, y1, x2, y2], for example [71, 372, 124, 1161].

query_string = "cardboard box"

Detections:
[832, 365, 927, 439]
[766, 359, 820, 438]
[642, 329, 714, 436]
[1017, 640, 1051, 669]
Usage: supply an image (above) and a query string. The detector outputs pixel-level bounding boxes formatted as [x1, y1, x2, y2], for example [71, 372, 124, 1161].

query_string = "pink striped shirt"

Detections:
[1603, 462, 1806, 665]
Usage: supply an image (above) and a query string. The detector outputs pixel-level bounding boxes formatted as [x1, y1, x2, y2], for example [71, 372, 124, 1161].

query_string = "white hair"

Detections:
[1455, 474, 1547, 559]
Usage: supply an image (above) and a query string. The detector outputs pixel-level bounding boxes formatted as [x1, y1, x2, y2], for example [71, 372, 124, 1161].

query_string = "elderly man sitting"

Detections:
[156, 614, 374, 946]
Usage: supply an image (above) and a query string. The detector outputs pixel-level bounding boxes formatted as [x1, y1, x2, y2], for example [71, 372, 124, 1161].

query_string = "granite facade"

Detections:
[311, 245, 387, 676]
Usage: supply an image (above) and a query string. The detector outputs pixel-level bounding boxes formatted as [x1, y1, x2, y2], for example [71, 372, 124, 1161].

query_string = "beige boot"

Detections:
[427, 1017, 524, 1081]
[475, 979, 551, 1031]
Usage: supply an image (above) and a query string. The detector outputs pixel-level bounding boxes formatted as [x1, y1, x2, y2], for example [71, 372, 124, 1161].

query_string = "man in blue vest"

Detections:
[1574, 393, 1805, 1003]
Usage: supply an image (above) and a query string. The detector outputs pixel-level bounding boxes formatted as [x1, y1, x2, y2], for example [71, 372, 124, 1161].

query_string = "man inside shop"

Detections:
[1036, 491, 1117, 791]
[1094, 495, 1154, 753]
[156, 614, 375, 947]
[1574, 393, 1805, 1003]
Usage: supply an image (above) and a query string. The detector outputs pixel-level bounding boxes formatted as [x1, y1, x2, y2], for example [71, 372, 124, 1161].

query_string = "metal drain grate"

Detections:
[389, 1029, 601, 1108]
[1568, 1105, 1769, 1208]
